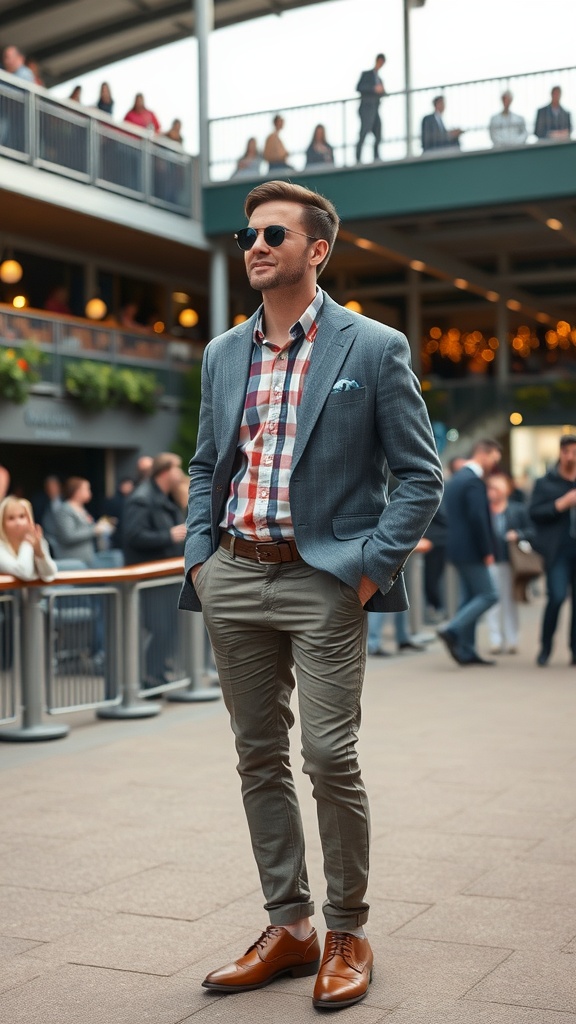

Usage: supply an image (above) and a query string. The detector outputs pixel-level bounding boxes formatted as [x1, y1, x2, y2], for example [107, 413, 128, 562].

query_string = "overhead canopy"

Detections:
[0, 0, 328, 85]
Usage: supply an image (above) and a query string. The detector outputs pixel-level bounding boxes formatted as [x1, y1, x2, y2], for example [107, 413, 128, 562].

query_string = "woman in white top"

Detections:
[0, 496, 57, 581]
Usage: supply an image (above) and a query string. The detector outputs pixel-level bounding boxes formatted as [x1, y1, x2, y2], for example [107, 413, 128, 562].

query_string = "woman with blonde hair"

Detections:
[0, 496, 57, 581]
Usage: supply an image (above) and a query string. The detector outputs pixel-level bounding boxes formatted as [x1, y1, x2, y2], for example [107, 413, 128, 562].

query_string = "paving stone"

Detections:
[439, 806, 570, 839]
[0, 962, 208, 1023]
[21, 906, 251, 974]
[368, 829, 535, 868]
[527, 822, 576, 865]
[464, 861, 576, 905]
[385, 1001, 576, 1023]
[179, 987, 390, 1022]
[77, 863, 260, 920]
[0, 936, 41, 957]
[0, 955, 53, 996]
[467, 949, 576, 1013]
[479, 780, 576, 820]
[0, 886, 110, 942]
[393, 895, 576, 950]
[368, 850, 487, 903]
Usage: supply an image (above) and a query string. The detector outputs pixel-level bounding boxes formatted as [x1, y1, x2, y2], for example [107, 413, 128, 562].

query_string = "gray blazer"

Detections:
[53, 502, 97, 567]
[179, 292, 443, 613]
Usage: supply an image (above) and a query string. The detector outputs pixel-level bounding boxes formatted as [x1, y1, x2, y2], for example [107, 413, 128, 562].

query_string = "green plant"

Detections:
[64, 360, 161, 413]
[173, 363, 202, 462]
[0, 346, 42, 403]
[513, 385, 552, 413]
[553, 379, 576, 409]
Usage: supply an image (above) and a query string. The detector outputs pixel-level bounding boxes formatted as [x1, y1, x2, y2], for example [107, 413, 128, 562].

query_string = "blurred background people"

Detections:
[263, 114, 292, 170]
[2, 45, 35, 81]
[356, 53, 386, 163]
[124, 93, 160, 133]
[305, 124, 334, 167]
[0, 496, 57, 581]
[529, 434, 576, 666]
[68, 85, 82, 103]
[232, 136, 262, 177]
[96, 81, 114, 115]
[489, 90, 527, 147]
[421, 95, 463, 151]
[53, 477, 113, 567]
[163, 118, 183, 144]
[44, 285, 71, 315]
[486, 472, 535, 654]
[535, 86, 572, 141]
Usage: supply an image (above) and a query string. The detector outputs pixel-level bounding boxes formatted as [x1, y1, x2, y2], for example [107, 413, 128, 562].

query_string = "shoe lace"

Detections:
[245, 925, 284, 956]
[324, 931, 355, 965]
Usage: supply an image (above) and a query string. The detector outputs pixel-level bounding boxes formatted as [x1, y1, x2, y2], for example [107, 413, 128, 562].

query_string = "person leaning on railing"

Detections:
[0, 495, 57, 583]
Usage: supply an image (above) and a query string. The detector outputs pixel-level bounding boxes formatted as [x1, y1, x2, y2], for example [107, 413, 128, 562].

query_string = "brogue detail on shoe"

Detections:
[312, 931, 373, 1009]
[202, 925, 320, 992]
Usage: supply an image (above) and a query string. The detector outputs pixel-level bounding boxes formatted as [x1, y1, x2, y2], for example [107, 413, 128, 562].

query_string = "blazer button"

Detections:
[216, 485, 222, 492]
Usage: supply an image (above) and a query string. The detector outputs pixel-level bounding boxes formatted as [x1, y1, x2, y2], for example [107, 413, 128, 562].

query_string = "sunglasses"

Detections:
[234, 225, 318, 251]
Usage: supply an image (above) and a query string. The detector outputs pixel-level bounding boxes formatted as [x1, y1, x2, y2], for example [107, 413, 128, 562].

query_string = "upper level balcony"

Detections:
[208, 64, 576, 184]
[0, 72, 205, 250]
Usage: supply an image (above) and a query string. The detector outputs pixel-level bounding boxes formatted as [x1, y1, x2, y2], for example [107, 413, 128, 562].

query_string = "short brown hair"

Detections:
[62, 476, 87, 501]
[471, 438, 503, 457]
[151, 452, 181, 478]
[244, 180, 340, 277]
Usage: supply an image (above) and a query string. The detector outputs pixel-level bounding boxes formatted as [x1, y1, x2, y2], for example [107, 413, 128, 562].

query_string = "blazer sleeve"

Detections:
[529, 477, 562, 524]
[462, 477, 494, 558]
[54, 505, 96, 544]
[184, 344, 219, 576]
[534, 106, 546, 138]
[361, 331, 444, 591]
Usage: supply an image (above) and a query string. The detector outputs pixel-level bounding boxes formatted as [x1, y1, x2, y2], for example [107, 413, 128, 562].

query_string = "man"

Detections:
[355, 53, 386, 163]
[263, 114, 292, 171]
[179, 179, 443, 1009]
[529, 434, 576, 667]
[489, 91, 528, 148]
[535, 86, 572, 141]
[438, 439, 501, 665]
[1, 45, 35, 82]
[421, 95, 463, 152]
[123, 453, 186, 687]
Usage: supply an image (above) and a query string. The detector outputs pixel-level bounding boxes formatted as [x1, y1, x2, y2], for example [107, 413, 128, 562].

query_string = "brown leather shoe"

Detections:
[312, 931, 373, 1009]
[202, 925, 321, 992]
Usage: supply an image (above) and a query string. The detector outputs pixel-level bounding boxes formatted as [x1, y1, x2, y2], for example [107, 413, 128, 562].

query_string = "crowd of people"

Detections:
[232, 57, 572, 176]
[0, 44, 184, 147]
[1, 432, 575, 676]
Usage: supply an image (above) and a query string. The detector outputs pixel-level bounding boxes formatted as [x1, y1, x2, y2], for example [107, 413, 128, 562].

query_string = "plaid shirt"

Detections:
[221, 288, 324, 541]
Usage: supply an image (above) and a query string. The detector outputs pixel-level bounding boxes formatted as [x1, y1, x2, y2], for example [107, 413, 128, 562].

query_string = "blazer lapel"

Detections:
[292, 294, 357, 468]
[219, 315, 256, 454]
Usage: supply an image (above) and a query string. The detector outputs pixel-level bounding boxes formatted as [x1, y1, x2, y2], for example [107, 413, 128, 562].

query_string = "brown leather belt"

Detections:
[219, 531, 302, 564]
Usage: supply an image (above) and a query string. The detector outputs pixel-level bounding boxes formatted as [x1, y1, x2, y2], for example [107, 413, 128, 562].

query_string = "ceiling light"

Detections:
[506, 299, 521, 311]
[85, 297, 107, 320]
[545, 218, 563, 231]
[410, 260, 426, 272]
[454, 278, 469, 290]
[179, 307, 199, 328]
[485, 290, 499, 302]
[0, 259, 23, 284]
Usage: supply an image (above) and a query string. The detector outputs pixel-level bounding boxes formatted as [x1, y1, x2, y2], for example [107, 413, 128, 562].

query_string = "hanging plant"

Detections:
[0, 346, 42, 403]
[64, 360, 162, 413]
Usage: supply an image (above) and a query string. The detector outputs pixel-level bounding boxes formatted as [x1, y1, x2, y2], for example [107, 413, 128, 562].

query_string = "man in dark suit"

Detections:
[529, 434, 576, 666]
[179, 180, 443, 1009]
[438, 439, 502, 665]
[355, 53, 386, 163]
[535, 85, 572, 141]
[421, 95, 463, 152]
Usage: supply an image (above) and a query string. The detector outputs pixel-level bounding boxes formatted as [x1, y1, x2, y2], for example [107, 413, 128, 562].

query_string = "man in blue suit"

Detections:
[438, 440, 502, 665]
[355, 53, 386, 163]
[421, 95, 463, 152]
[179, 180, 443, 1009]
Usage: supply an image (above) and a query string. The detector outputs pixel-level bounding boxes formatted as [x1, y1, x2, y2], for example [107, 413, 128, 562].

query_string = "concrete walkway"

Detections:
[1, 597, 576, 1023]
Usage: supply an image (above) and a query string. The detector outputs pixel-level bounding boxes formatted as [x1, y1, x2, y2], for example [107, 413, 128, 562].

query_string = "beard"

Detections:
[247, 260, 308, 292]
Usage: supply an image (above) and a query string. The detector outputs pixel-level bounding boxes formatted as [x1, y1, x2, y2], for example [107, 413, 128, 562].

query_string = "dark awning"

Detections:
[0, 0, 328, 85]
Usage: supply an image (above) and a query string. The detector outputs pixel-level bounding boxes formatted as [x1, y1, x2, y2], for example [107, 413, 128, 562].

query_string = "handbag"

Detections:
[508, 539, 544, 602]
[507, 539, 544, 580]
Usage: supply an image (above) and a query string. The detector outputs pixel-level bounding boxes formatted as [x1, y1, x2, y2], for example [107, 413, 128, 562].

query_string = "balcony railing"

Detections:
[209, 64, 576, 181]
[0, 71, 199, 218]
[0, 305, 203, 401]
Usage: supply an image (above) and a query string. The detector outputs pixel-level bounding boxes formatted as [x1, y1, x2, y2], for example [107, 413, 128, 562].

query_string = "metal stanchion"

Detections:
[167, 613, 221, 703]
[0, 588, 68, 742]
[98, 582, 160, 719]
[445, 563, 459, 619]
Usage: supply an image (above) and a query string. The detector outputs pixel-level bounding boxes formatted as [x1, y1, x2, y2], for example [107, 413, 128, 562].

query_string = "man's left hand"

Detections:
[357, 574, 379, 606]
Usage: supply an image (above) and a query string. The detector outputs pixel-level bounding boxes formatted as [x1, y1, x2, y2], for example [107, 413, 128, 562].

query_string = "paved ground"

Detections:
[1, 597, 576, 1023]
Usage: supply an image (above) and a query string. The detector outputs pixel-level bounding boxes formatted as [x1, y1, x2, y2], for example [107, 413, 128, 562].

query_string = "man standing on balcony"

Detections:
[355, 53, 386, 163]
[179, 180, 443, 1010]
[1, 46, 35, 82]
[421, 95, 463, 152]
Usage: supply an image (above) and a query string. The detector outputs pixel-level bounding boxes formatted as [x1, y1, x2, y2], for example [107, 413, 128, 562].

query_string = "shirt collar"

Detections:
[465, 460, 484, 478]
[253, 287, 324, 348]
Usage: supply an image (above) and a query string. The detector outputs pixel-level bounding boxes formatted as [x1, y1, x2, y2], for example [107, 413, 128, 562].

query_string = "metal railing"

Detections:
[209, 64, 576, 180]
[0, 71, 199, 218]
[0, 305, 203, 400]
[0, 560, 220, 743]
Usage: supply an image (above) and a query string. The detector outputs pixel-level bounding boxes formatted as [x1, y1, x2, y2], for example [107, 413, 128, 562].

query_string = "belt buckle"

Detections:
[254, 543, 274, 563]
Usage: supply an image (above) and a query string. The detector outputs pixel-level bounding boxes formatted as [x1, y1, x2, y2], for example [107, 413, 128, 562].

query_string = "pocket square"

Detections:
[331, 378, 361, 392]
